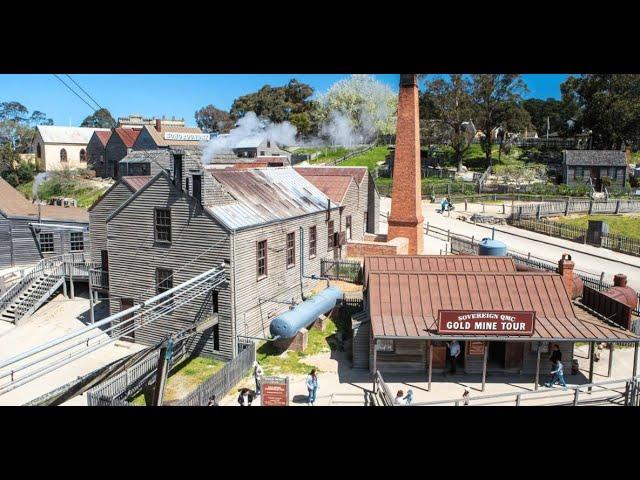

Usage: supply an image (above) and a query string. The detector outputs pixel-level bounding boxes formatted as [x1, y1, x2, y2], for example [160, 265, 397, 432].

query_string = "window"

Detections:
[60, 149, 67, 163]
[309, 225, 317, 259]
[327, 220, 334, 249]
[154, 208, 171, 243]
[36, 144, 41, 159]
[70, 232, 84, 252]
[260, 151, 265, 156]
[346, 215, 352, 240]
[156, 268, 173, 304]
[79, 149, 86, 163]
[39, 233, 54, 253]
[267, 141, 271, 148]
[213, 324, 220, 351]
[286, 232, 295, 268]
[376, 339, 395, 353]
[257, 240, 267, 279]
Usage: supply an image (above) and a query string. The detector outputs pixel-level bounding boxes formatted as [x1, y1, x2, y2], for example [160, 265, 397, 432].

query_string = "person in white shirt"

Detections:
[448, 341, 461, 375]
[394, 390, 406, 405]
[253, 361, 264, 396]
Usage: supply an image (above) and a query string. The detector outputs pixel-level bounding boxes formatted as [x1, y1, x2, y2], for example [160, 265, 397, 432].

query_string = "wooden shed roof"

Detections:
[294, 174, 354, 203]
[294, 166, 368, 185]
[368, 271, 639, 342]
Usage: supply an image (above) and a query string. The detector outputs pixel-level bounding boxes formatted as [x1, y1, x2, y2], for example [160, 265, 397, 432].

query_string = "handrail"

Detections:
[409, 376, 640, 406]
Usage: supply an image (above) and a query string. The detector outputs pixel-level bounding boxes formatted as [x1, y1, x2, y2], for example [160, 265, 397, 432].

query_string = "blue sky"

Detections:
[0, 74, 569, 127]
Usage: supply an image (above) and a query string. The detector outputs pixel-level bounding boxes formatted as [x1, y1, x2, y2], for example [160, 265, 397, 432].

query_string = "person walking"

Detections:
[403, 389, 414, 405]
[462, 387, 470, 406]
[207, 395, 219, 406]
[253, 361, 264, 396]
[546, 359, 567, 389]
[447, 340, 461, 375]
[440, 198, 448, 215]
[237, 388, 254, 406]
[394, 390, 406, 405]
[306, 369, 318, 406]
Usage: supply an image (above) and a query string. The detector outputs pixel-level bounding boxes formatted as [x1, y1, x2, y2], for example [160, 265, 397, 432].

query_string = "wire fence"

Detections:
[320, 258, 363, 284]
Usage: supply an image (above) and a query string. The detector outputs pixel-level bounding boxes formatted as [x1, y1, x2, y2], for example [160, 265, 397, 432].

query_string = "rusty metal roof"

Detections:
[363, 255, 517, 289]
[121, 176, 152, 192]
[368, 271, 639, 342]
[207, 167, 338, 230]
[294, 166, 367, 184]
[94, 130, 112, 147]
[295, 174, 354, 203]
[112, 127, 141, 148]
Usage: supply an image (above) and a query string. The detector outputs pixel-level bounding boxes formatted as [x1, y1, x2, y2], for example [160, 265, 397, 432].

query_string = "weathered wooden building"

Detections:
[90, 152, 348, 360]
[562, 150, 627, 191]
[207, 137, 291, 168]
[103, 128, 142, 179]
[86, 130, 111, 174]
[0, 178, 89, 269]
[132, 122, 209, 151]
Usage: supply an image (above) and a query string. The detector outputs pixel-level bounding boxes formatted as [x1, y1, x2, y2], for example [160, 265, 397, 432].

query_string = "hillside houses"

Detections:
[88, 150, 377, 360]
[0, 177, 89, 269]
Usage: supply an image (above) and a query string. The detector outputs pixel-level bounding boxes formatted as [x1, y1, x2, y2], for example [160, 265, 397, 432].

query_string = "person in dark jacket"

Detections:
[237, 388, 254, 406]
[207, 395, 219, 406]
[549, 344, 561, 366]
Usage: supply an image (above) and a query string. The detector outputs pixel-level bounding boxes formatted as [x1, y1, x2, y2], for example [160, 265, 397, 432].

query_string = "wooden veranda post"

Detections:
[607, 343, 614, 377]
[588, 342, 595, 393]
[633, 343, 639, 378]
[481, 341, 489, 392]
[372, 338, 377, 381]
[535, 342, 541, 390]
[88, 270, 95, 324]
[427, 340, 433, 391]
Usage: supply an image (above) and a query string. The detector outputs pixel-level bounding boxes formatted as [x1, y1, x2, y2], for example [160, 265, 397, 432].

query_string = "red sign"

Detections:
[261, 377, 289, 406]
[437, 310, 536, 336]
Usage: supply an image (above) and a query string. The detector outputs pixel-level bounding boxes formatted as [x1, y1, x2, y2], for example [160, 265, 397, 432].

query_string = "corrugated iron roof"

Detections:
[119, 149, 171, 164]
[121, 176, 152, 192]
[564, 150, 627, 166]
[37, 125, 109, 144]
[296, 174, 353, 203]
[207, 167, 338, 230]
[295, 166, 367, 185]
[94, 130, 112, 147]
[112, 127, 141, 148]
[368, 271, 639, 342]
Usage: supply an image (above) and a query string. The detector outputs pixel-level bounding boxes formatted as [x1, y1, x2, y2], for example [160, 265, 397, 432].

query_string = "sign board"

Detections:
[438, 310, 536, 336]
[163, 132, 211, 142]
[467, 341, 486, 356]
[261, 376, 289, 406]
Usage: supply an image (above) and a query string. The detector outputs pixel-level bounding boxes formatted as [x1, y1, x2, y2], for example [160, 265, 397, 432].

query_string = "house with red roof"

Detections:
[86, 130, 112, 175]
[104, 128, 142, 179]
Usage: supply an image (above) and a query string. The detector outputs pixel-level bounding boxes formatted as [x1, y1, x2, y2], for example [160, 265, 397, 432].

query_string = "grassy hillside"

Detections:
[339, 146, 390, 171]
[20, 173, 112, 209]
[555, 214, 640, 240]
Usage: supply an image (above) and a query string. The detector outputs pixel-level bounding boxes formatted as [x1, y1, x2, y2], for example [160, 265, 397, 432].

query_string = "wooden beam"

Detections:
[607, 343, 614, 378]
[588, 342, 595, 393]
[535, 342, 541, 390]
[428, 340, 433, 392]
[482, 341, 489, 392]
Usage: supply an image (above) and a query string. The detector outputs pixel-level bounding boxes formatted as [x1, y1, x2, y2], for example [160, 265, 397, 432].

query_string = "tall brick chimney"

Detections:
[387, 74, 424, 254]
[558, 253, 575, 297]
[155, 118, 162, 132]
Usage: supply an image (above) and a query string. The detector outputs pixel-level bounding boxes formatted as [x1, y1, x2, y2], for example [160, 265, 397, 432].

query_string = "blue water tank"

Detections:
[478, 238, 507, 256]
[269, 286, 343, 339]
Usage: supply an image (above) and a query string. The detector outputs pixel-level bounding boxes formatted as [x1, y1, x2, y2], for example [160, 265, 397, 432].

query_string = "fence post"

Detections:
[515, 393, 521, 406]
[600, 272, 605, 283]
[573, 388, 580, 406]
[589, 200, 594, 215]
[536, 204, 541, 219]
[615, 200, 621, 214]
[565, 200, 569, 216]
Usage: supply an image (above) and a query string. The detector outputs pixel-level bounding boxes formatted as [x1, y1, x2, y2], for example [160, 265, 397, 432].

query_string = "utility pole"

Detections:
[546, 116, 550, 147]
[152, 337, 174, 406]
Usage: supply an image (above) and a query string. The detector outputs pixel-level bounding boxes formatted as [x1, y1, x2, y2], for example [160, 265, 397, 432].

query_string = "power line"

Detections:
[65, 75, 104, 111]
[52, 74, 96, 113]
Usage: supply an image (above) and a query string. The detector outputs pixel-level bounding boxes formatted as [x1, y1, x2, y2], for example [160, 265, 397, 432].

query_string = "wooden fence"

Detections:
[177, 342, 255, 406]
[332, 144, 375, 165]
[320, 258, 363, 284]
[512, 199, 640, 219]
[508, 216, 640, 257]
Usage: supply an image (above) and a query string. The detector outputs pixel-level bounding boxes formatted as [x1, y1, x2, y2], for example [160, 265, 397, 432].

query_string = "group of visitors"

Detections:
[394, 389, 414, 405]
[232, 363, 319, 406]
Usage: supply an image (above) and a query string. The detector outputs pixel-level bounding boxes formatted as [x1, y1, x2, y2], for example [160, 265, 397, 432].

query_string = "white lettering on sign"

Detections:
[163, 132, 211, 142]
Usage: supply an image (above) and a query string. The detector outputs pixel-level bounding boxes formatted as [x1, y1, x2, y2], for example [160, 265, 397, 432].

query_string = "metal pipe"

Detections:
[0, 267, 223, 371]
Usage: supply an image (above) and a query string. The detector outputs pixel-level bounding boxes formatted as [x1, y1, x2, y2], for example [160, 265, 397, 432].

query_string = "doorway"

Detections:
[120, 298, 135, 342]
[488, 341, 506, 369]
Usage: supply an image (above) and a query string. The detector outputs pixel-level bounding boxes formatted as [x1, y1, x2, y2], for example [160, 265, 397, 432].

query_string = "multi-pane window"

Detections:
[70, 232, 84, 251]
[346, 215, 352, 240]
[60, 149, 67, 163]
[327, 220, 334, 249]
[257, 240, 267, 279]
[309, 226, 317, 259]
[39, 233, 54, 253]
[154, 208, 172, 243]
[156, 268, 173, 304]
[80, 149, 86, 163]
[286, 232, 295, 268]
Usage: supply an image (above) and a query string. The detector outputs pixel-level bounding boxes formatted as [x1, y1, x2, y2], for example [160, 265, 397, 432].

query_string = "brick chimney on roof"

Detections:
[387, 74, 424, 254]
[155, 119, 162, 132]
[558, 253, 575, 297]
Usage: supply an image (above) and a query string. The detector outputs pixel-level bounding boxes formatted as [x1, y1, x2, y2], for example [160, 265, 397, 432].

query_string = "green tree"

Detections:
[561, 74, 640, 149]
[230, 79, 316, 127]
[80, 108, 116, 128]
[522, 97, 579, 138]
[195, 104, 233, 133]
[316, 74, 397, 141]
[470, 74, 531, 166]
[0, 101, 53, 153]
[422, 75, 476, 171]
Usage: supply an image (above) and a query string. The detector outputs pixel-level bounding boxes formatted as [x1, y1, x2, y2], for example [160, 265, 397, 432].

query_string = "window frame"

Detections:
[327, 220, 334, 249]
[286, 231, 296, 268]
[79, 149, 87, 163]
[70, 231, 84, 252]
[309, 225, 317, 259]
[156, 268, 174, 304]
[39, 232, 54, 253]
[60, 148, 67, 163]
[257, 239, 268, 280]
[154, 207, 172, 243]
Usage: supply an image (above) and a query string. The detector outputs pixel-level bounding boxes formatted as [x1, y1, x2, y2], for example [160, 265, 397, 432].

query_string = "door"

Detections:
[101, 250, 109, 271]
[505, 342, 524, 370]
[192, 174, 202, 205]
[120, 298, 135, 342]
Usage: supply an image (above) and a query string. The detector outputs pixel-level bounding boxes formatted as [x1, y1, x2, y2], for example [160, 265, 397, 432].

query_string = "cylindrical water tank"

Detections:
[269, 286, 343, 339]
[478, 238, 507, 256]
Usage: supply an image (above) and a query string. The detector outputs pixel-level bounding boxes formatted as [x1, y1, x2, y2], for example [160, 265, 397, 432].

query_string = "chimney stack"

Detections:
[387, 74, 424, 254]
[155, 119, 162, 132]
[558, 253, 575, 297]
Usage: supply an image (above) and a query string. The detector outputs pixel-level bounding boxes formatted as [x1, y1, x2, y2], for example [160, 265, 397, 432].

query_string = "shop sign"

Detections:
[438, 310, 535, 336]
[261, 376, 289, 406]
[163, 132, 211, 141]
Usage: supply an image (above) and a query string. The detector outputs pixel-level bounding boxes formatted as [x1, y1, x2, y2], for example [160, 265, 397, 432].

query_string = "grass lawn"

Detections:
[37, 178, 109, 208]
[130, 356, 224, 405]
[255, 318, 338, 376]
[339, 146, 390, 171]
[554, 214, 640, 240]
[307, 146, 354, 164]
